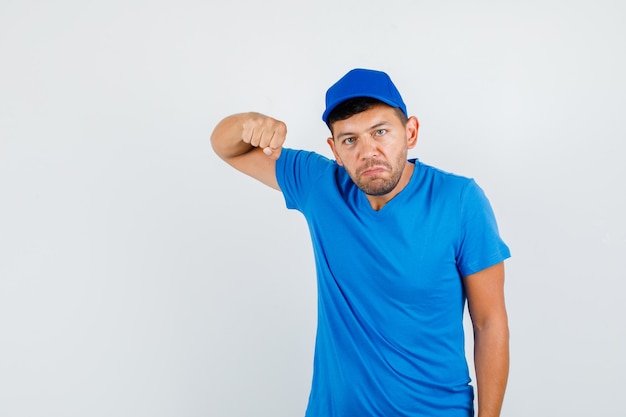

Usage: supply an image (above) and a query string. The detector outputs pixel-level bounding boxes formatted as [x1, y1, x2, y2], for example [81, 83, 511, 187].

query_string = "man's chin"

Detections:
[358, 179, 396, 196]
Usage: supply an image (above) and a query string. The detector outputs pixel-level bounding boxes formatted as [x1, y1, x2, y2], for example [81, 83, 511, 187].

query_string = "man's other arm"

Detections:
[464, 262, 510, 417]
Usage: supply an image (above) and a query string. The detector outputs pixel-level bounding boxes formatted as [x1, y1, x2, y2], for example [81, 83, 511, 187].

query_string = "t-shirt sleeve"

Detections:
[456, 179, 511, 276]
[275, 148, 334, 211]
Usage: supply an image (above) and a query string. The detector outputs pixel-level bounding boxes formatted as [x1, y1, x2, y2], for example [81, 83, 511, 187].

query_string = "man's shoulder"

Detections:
[412, 159, 474, 188]
[278, 148, 337, 172]
[276, 148, 339, 190]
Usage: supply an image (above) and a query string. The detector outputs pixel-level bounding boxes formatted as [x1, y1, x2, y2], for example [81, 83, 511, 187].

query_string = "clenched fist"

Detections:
[241, 113, 287, 160]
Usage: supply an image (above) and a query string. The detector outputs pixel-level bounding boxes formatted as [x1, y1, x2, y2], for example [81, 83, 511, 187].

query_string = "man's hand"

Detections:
[241, 113, 287, 160]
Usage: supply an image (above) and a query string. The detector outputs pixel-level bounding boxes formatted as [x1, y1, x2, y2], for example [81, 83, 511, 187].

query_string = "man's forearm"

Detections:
[474, 321, 509, 417]
[210, 112, 256, 161]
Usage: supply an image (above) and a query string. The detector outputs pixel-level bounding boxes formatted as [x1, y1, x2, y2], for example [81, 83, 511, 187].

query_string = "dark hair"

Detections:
[326, 97, 408, 132]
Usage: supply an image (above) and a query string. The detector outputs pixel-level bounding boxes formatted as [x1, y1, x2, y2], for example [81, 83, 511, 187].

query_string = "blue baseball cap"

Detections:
[322, 68, 407, 123]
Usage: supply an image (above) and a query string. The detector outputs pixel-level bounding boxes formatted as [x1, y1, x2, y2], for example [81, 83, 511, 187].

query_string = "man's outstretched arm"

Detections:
[210, 112, 287, 190]
[464, 262, 510, 417]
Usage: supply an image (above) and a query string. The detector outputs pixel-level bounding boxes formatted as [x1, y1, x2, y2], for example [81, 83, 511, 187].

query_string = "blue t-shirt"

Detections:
[275, 148, 511, 417]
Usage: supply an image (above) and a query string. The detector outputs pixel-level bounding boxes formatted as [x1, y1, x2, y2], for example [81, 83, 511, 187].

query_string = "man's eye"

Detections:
[344, 137, 356, 144]
[375, 129, 386, 136]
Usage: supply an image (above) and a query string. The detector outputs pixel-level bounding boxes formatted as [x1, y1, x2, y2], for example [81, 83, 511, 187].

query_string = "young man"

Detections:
[211, 68, 511, 417]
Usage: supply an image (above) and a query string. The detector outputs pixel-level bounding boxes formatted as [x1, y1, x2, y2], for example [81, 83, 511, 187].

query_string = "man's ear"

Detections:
[326, 137, 344, 166]
[406, 116, 419, 149]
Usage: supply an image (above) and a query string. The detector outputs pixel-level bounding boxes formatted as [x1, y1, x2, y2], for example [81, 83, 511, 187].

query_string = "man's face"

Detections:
[327, 104, 418, 198]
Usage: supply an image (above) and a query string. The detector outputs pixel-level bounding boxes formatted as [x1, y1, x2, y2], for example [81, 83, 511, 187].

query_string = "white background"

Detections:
[1, 1, 624, 416]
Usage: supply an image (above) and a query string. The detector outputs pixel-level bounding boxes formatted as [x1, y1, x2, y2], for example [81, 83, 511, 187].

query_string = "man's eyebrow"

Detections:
[369, 121, 390, 130]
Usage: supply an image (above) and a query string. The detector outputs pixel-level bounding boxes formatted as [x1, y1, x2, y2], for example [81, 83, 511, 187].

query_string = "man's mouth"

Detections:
[361, 166, 387, 176]
[359, 160, 389, 177]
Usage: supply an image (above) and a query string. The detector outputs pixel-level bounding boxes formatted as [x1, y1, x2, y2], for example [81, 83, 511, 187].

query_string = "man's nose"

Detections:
[359, 135, 378, 159]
